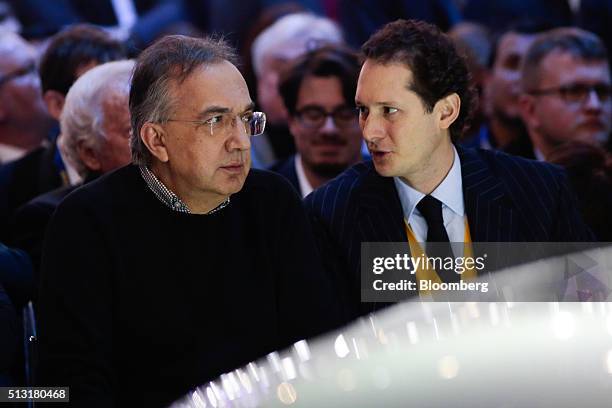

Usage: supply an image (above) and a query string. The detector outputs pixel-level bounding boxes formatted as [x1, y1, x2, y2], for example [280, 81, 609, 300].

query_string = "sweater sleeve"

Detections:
[37, 192, 115, 407]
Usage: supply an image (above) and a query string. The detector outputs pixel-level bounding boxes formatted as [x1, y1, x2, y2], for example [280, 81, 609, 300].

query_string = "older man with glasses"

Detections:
[37, 35, 340, 408]
[519, 27, 612, 160]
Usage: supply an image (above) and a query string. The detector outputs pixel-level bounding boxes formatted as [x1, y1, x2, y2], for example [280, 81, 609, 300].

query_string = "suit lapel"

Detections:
[282, 155, 301, 195]
[458, 146, 519, 242]
[356, 164, 407, 242]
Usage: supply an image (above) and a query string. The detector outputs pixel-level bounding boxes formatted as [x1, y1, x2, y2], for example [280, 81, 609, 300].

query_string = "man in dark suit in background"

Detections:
[306, 19, 593, 321]
[270, 45, 363, 197]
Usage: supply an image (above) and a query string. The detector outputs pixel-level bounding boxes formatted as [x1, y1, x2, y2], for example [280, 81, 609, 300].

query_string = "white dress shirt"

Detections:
[394, 146, 465, 244]
[0, 143, 26, 164]
[294, 154, 314, 198]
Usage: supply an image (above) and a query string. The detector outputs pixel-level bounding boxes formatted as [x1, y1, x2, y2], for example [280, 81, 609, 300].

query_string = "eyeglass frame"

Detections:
[166, 110, 267, 137]
[294, 105, 359, 129]
[527, 83, 612, 105]
[0, 62, 37, 89]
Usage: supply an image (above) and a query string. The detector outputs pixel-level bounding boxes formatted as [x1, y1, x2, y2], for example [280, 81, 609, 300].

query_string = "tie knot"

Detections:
[416, 195, 444, 225]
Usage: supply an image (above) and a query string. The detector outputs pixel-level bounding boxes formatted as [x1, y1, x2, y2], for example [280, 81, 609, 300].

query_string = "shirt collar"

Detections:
[394, 145, 464, 219]
[0, 143, 26, 164]
[294, 154, 314, 198]
[139, 165, 230, 215]
[57, 146, 83, 186]
[533, 147, 546, 161]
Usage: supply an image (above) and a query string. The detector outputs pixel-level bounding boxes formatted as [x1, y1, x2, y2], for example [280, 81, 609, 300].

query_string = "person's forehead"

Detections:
[172, 61, 251, 111]
[497, 32, 536, 58]
[357, 61, 413, 99]
[539, 52, 611, 85]
[297, 75, 345, 105]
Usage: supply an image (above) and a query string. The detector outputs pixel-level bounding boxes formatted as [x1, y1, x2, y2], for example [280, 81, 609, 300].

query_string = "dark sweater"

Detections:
[37, 165, 340, 407]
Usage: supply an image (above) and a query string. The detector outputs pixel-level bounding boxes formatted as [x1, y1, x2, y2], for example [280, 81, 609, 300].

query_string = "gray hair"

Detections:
[59, 59, 134, 178]
[251, 12, 344, 78]
[521, 27, 608, 92]
[129, 35, 238, 166]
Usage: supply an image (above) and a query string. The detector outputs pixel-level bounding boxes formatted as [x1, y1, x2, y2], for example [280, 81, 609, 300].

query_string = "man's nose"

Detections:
[584, 89, 604, 110]
[226, 118, 251, 151]
[320, 115, 338, 133]
[361, 115, 385, 143]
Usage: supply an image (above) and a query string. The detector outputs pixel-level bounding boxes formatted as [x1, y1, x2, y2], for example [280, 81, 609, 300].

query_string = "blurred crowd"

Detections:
[0, 0, 611, 405]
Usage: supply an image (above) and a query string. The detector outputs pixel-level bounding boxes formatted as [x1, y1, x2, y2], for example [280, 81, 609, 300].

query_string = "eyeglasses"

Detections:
[0, 62, 37, 88]
[528, 83, 612, 104]
[167, 111, 266, 137]
[295, 105, 358, 129]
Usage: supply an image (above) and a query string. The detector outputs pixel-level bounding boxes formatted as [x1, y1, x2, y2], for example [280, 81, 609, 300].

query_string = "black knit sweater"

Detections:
[37, 164, 339, 407]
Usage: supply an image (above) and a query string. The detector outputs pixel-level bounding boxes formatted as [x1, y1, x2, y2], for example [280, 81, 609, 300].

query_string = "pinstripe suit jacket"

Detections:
[305, 145, 593, 320]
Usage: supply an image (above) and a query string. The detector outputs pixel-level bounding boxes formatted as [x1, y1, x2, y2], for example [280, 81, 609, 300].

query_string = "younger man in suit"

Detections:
[306, 19, 593, 321]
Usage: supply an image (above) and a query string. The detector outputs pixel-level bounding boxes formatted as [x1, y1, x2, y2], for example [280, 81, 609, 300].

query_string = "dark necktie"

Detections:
[416, 195, 459, 283]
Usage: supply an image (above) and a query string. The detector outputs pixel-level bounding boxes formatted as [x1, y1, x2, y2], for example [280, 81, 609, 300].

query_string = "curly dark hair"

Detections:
[361, 19, 476, 141]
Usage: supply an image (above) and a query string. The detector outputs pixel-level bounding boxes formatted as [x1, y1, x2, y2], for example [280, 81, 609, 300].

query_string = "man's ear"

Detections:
[436, 93, 461, 130]
[140, 123, 169, 162]
[287, 116, 299, 143]
[76, 140, 101, 172]
[518, 93, 538, 129]
[43, 90, 65, 121]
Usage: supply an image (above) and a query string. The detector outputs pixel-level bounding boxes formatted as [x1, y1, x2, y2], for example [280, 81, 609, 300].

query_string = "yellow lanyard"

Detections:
[404, 218, 476, 295]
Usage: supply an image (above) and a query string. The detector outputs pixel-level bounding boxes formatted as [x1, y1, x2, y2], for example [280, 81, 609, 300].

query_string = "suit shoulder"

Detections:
[470, 148, 565, 184]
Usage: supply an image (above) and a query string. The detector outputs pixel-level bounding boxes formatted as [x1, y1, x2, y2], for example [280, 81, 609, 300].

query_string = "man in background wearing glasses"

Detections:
[519, 27, 611, 160]
[272, 45, 363, 197]
[37, 35, 339, 408]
